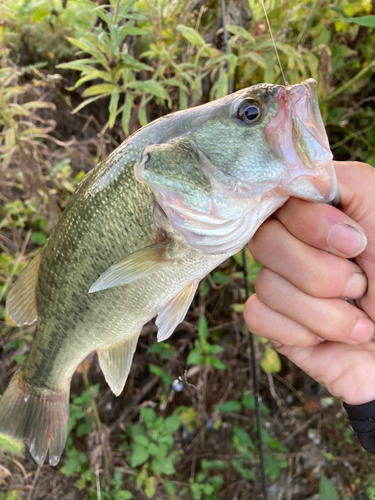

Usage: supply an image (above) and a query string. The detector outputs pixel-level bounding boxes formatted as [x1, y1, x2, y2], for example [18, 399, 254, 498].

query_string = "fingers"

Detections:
[253, 268, 375, 344]
[333, 162, 375, 322]
[273, 342, 375, 406]
[244, 294, 322, 347]
[249, 218, 367, 300]
[273, 197, 367, 258]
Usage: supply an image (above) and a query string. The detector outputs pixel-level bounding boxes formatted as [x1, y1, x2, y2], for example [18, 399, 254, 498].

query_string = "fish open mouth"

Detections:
[265, 78, 339, 204]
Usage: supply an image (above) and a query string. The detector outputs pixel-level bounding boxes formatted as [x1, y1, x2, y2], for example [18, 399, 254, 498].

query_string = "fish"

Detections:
[0, 78, 338, 467]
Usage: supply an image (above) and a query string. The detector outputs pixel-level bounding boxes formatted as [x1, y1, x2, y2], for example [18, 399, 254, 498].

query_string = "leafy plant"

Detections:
[0, 57, 55, 166]
[57, 0, 168, 132]
[320, 475, 340, 500]
[120, 407, 181, 498]
[190, 459, 226, 500]
[187, 316, 225, 370]
[217, 392, 288, 482]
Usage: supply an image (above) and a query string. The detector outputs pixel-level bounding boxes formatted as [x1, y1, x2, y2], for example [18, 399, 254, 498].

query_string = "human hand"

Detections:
[243, 161, 375, 406]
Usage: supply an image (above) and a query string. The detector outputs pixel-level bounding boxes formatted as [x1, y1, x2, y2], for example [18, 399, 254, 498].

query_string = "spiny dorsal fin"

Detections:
[6, 252, 42, 326]
[97, 332, 140, 396]
[156, 280, 199, 342]
[89, 242, 174, 293]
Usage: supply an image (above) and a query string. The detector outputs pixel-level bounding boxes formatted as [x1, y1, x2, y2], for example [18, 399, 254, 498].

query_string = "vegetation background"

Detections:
[0, 0, 375, 498]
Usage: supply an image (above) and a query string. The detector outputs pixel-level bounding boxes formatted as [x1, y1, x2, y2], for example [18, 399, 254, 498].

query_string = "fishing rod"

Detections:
[219, 1, 290, 497]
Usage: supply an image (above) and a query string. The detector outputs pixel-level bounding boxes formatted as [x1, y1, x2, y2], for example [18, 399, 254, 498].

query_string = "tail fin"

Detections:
[0, 370, 70, 466]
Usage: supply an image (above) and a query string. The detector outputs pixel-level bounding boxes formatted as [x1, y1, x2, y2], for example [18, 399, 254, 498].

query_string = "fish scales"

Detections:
[0, 79, 339, 466]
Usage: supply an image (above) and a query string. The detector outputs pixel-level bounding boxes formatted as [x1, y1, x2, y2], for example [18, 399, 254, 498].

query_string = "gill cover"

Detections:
[135, 78, 338, 255]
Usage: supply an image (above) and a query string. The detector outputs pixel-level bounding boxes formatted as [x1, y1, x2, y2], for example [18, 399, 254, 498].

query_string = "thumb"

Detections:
[334, 161, 375, 319]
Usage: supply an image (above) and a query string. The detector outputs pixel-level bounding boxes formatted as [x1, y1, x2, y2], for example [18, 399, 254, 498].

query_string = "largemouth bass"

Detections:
[0, 78, 338, 466]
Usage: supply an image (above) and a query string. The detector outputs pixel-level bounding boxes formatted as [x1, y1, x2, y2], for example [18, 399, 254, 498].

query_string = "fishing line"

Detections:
[260, 0, 288, 86]
[219, 1, 268, 497]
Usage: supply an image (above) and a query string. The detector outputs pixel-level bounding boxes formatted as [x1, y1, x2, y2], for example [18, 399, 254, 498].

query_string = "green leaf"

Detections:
[12, 354, 26, 365]
[198, 315, 208, 342]
[131, 446, 149, 467]
[211, 270, 230, 285]
[121, 54, 152, 71]
[72, 94, 107, 114]
[233, 459, 255, 480]
[57, 59, 105, 72]
[138, 105, 147, 127]
[133, 435, 149, 447]
[320, 476, 339, 500]
[152, 457, 175, 475]
[108, 88, 120, 128]
[226, 24, 255, 43]
[267, 438, 288, 452]
[119, 0, 138, 16]
[187, 350, 204, 365]
[207, 357, 226, 370]
[118, 491, 133, 500]
[231, 303, 244, 313]
[217, 401, 242, 412]
[120, 24, 148, 37]
[179, 88, 188, 110]
[164, 414, 181, 433]
[149, 363, 173, 385]
[140, 407, 156, 427]
[128, 80, 169, 100]
[30, 232, 48, 245]
[345, 16, 375, 28]
[122, 93, 134, 135]
[95, 7, 112, 26]
[233, 426, 254, 449]
[207, 344, 223, 354]
[145, 476, 156, 498]
[177, 25, 206, 48]
[66, 37, 109, 68]
[83, 84, 115, 97]
[260, 348, 282, 373]
[265, 454, 280, 482]
[0, 433, 23, 455]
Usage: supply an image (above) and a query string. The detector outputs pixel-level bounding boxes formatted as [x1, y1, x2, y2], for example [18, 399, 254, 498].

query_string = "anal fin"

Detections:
[6, 252, 42, 326]
[156, 280, 199, 342]
[89, 242, 174, 293]
[97, 332, 140, 396]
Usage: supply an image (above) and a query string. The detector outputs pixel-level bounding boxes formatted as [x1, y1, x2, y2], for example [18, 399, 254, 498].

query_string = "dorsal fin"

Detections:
[97, 332, 140, 396]
[89, 242, 174, 294]
[6, 252, 42, 326]
[156, 280, 199, 342]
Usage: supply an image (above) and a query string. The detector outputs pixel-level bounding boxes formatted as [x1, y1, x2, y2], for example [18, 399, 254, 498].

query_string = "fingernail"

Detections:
[344, 272, 368, 299]
[349, 318, 374, 343]
[327, 223, 367, 256]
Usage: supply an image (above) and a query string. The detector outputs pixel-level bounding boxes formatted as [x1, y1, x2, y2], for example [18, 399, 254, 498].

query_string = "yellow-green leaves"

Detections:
[261, 347, 282, 373]
[0, 66, 55, 165]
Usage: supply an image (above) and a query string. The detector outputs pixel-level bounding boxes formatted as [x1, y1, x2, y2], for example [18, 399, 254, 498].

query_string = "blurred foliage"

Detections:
[0, 0, 375, 497]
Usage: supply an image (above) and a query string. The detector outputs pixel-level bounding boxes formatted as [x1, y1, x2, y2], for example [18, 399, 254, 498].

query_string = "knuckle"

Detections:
[255, 268, 286, 307]
[301, 257, 349, 298]
[250, 219, 284, 262]
[243, 296, 265, 333]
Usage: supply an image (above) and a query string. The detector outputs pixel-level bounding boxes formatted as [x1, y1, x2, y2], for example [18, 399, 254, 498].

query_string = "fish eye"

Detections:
[237, 101, 262, 123]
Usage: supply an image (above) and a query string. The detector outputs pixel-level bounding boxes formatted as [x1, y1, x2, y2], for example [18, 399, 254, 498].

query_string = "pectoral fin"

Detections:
[156, 280, 199, 342]
[6, 252, 42, 326]
[97, 332, 140, 396]
[89, 242, 174, 293]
